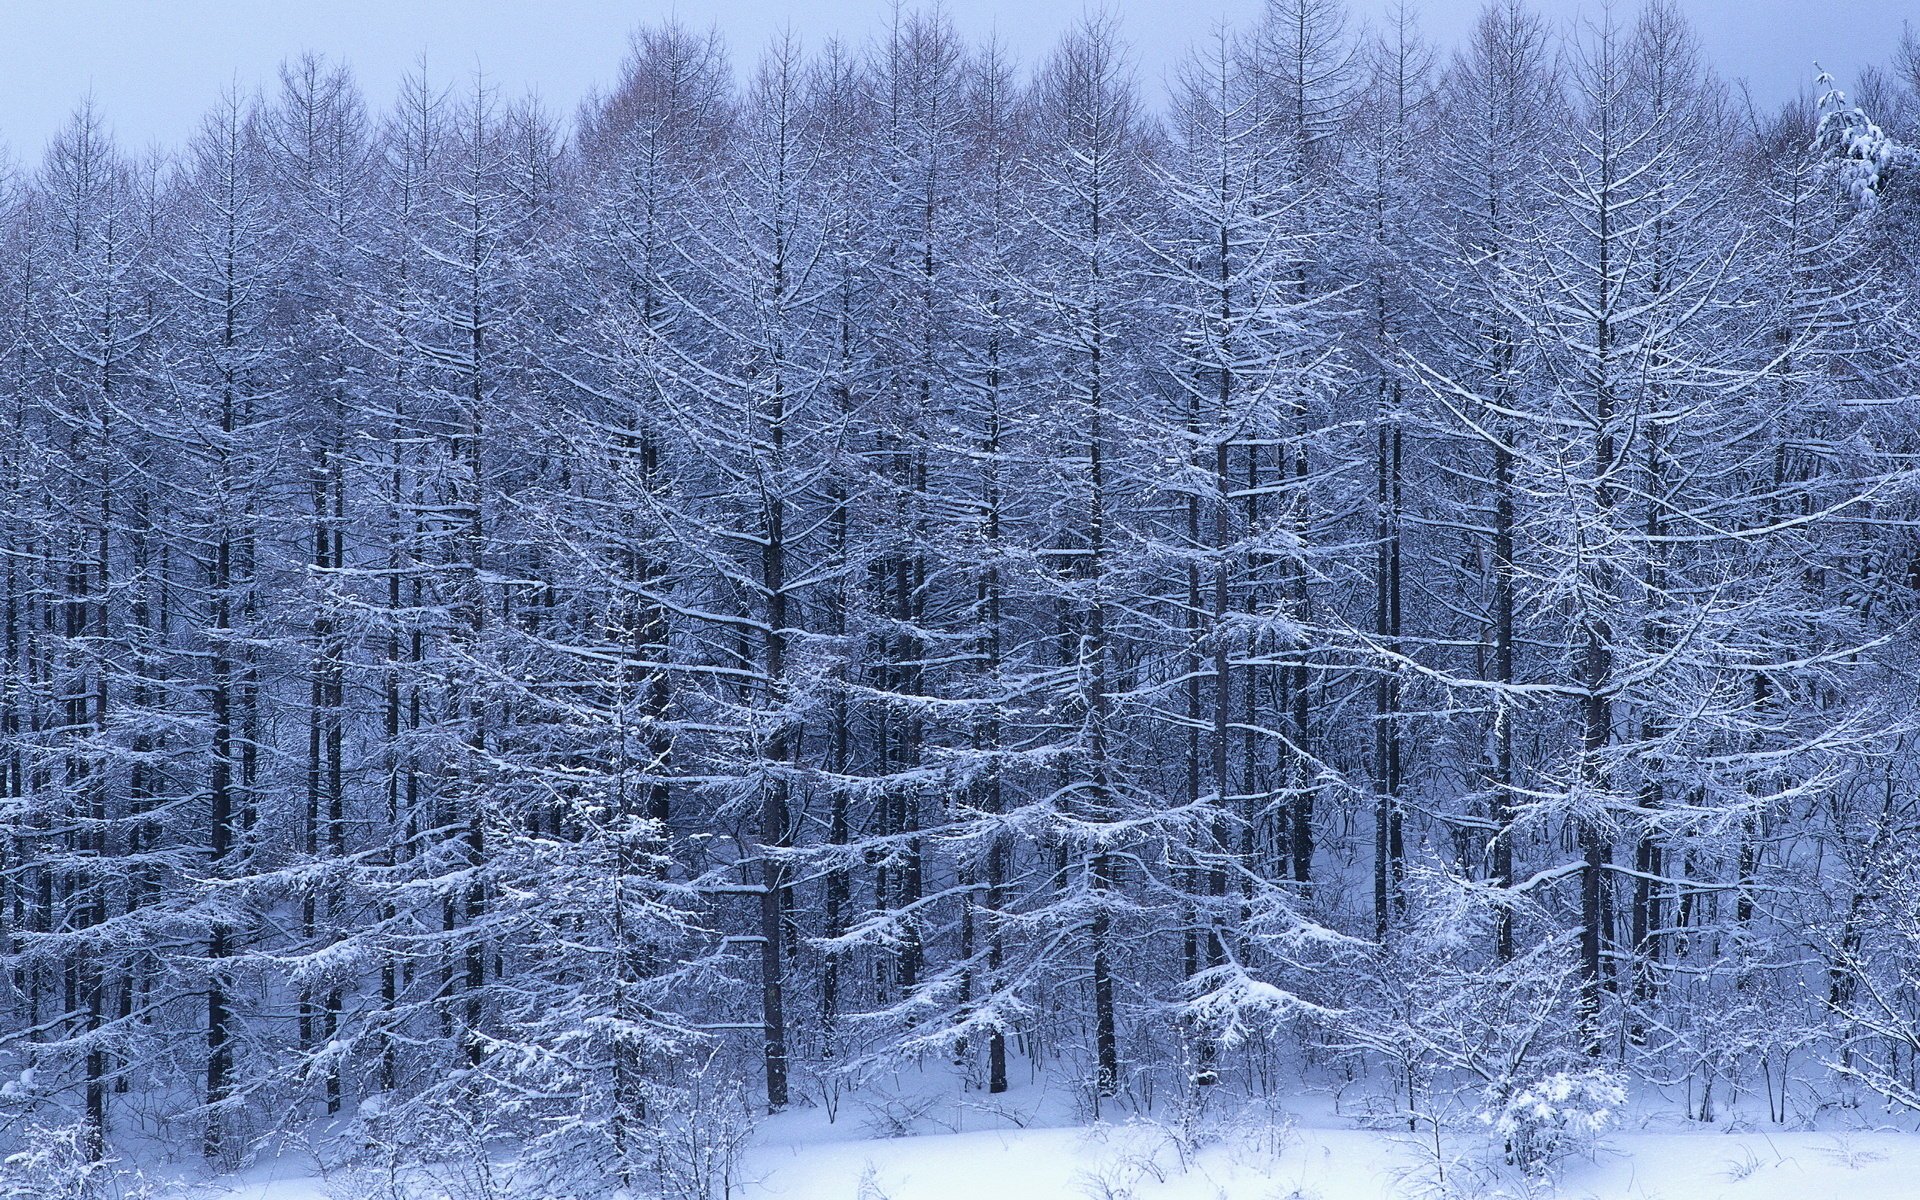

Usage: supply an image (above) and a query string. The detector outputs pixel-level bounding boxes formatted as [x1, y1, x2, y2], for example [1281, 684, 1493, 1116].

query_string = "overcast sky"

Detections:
[0, 0, 1909, 161]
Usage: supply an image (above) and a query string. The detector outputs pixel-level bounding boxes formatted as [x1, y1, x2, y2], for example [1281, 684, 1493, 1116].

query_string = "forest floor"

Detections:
[730, 1078, 1920, 1200]
[737, 1120, 1920, 1200]
[176, 1073, 1920, 1199]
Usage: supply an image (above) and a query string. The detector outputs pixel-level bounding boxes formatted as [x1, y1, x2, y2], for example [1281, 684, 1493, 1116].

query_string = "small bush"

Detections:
[0, 1125, 151, 1200]
[1481, 1069, 1625, 1175]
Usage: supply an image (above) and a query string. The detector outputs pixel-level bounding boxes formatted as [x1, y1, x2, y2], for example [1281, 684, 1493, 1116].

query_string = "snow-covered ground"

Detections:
[175, 1078, 1920, 1200]
[734, 1117, 1920, 1200]
[728, 1082, 1920, 1200]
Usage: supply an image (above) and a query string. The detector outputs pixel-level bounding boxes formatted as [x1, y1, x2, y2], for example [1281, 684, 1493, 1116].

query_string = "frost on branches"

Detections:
[0, 3, 1915, 1198]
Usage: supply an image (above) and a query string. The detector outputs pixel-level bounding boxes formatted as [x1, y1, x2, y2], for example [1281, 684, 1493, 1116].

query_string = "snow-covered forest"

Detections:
[5, 0, 1920, 1194]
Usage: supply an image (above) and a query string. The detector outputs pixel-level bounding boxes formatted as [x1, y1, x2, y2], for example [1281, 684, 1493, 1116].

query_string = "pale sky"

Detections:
[0, 0, 1907, 161]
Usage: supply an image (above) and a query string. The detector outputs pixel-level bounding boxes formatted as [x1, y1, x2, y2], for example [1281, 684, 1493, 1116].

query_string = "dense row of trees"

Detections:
[2, 0, 1920, 1191]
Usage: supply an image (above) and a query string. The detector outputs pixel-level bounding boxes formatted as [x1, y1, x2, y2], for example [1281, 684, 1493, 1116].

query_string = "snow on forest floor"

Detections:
[179, 1078, 1920, 1200]
[729, 1084, 1920, 1200]
[738, 1121, 1920, 1200]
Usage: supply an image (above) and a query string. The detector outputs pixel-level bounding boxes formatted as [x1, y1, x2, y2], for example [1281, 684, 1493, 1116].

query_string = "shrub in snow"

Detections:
[643, 1071, 756, 1200]
[855, 1087, 949, 1139]
[0, 1125, 149, 1200]
[1482, 1069, 1625, 1175]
